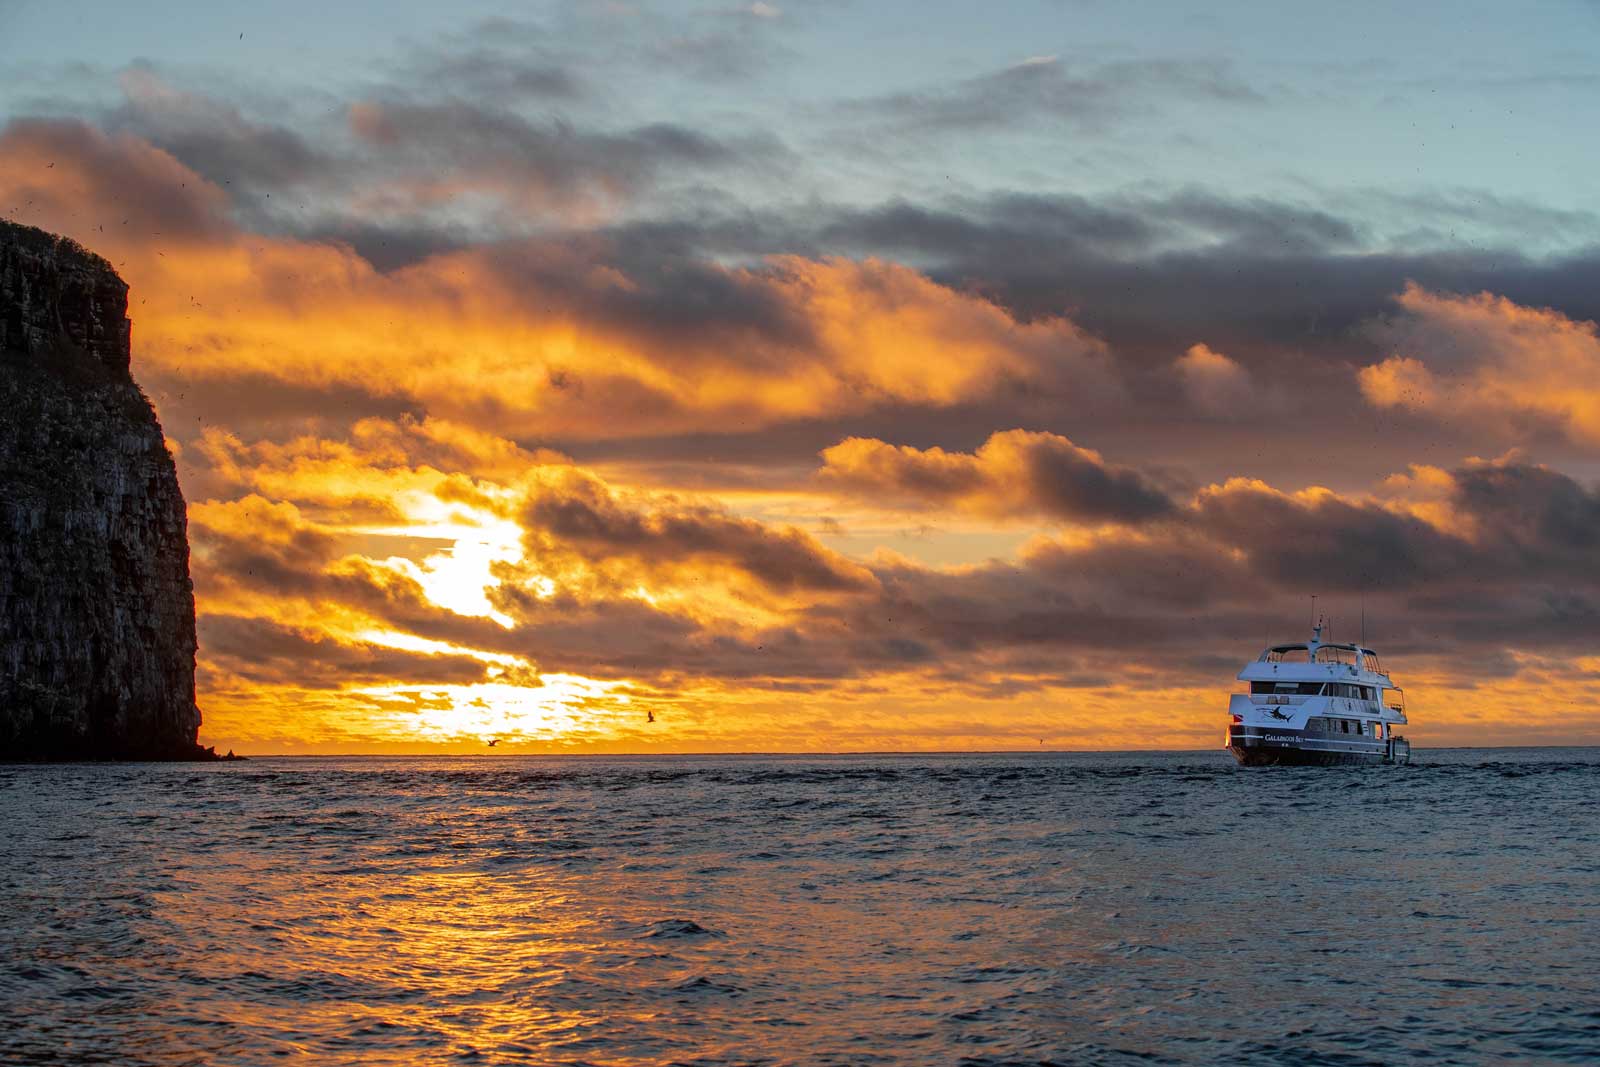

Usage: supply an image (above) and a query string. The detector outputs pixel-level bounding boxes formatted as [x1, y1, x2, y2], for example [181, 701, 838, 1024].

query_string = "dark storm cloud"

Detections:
[0, 118, 229, 239]
[46, 55, 790, 248]
[520, 469, 877, 594]
[188, 499, 343, 598]
[571, 189, 1589, 353]
[475, 236, 817, 354]
[200, 614, 493, 688]
[774, 457, 1600, 684]
[387, 30, 589, 106]
[215, 448, 1600, 693]
[818, 430, 1176, 524]
[345, 100, 777, 213]
[148, 371, 425, 446]
[840, 55, 1265, 133]
[483, 593, 704, 676]
[426, 189, 1586, 443]
[378, 15, 589, 98]
[1022, 532, 1265, 610]
[411, 6, 798, 89]
[105, 69, 337, 198]
[810, 192, 1600, 345]
[1189, 480, 1468, 591]
[1450, 461, 1600, 563]
[305, 219, 477, 272]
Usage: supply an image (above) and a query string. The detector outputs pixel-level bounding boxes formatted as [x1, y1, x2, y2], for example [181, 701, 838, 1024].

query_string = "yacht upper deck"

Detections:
[1236, 624, 1394, 687]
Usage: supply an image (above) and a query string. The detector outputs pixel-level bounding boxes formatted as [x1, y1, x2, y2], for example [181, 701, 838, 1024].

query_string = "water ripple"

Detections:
[1, 748, 1597, 1064]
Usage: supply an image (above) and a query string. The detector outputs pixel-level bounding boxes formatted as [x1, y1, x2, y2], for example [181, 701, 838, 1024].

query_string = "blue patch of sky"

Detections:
[3, 0, 1598, 246]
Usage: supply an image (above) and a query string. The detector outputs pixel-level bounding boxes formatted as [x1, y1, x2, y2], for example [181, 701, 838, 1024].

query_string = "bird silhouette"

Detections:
[646, 710, 656, 724]
[486, 738, 500, 747]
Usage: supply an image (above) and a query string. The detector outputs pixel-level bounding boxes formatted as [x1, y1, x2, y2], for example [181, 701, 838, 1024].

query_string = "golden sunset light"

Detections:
[7, 5, 1600, 1065]
[7, 93, 1600, 753]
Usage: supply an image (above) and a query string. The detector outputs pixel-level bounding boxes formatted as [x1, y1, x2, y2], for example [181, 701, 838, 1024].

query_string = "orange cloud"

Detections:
[519, 465, 879, 599]
[1360, 284, 1600, 447]
[1175, 343, 1254, 416]
[817, 429, 1174, 523]
[11, 115, 1600, 755]
[0, 119, 1123, 447]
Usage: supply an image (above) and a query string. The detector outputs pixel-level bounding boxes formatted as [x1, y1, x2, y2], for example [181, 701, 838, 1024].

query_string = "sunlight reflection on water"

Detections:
[2, 750, 1598, 1065]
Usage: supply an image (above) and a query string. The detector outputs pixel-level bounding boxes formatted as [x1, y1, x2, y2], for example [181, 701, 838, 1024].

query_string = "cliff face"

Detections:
[1, 221, 204, 759]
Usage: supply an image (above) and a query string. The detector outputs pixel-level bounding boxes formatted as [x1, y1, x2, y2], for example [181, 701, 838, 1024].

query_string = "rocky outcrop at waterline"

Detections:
[1, 220, 212, 760]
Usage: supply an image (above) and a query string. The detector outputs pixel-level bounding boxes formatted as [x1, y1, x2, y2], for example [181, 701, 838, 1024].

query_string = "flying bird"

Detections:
[646, 711, 656, 724]
[486, 738, 500, 747]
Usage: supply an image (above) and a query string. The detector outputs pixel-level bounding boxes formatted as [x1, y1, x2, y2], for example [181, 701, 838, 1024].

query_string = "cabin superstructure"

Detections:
[1227, 622, 1410, 765]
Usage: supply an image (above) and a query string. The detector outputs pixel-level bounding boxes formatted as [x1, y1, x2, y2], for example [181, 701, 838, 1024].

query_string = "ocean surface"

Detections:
[2, 749, 1597, 1066]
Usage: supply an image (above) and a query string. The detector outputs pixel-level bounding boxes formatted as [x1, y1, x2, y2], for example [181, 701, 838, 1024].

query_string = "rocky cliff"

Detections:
[1, 220, 207, 759]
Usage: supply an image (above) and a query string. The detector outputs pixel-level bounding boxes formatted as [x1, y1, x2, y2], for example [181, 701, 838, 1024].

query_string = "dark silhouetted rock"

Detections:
[1, 220, 208, 760]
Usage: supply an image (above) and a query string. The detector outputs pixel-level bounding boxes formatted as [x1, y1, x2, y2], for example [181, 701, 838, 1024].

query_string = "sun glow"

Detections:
[355, 677, 633, 744]
[358, 498, 526, 626]
[352, 628, 524, 666]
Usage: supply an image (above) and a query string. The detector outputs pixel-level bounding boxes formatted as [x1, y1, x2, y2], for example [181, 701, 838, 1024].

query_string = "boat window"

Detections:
[1340, 720, 1350, 733]
[1252, 681, 1326, 695]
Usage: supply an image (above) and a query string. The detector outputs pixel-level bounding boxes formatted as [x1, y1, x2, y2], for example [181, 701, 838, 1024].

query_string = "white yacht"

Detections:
[1227, 622, 1411, 766]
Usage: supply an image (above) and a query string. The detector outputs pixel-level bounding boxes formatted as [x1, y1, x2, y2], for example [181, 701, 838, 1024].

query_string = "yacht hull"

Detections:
[1230, 743, 1384, 767]
[1227, 725, 1404, 766]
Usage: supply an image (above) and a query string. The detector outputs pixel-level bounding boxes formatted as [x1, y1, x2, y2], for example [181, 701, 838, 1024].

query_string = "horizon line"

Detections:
[182, 742, 1600, 760]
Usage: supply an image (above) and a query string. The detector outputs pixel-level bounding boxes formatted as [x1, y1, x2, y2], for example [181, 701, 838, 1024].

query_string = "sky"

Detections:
[3, 0, 1600, 753]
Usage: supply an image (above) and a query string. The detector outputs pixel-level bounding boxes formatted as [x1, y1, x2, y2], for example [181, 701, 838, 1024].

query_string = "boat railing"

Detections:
[1260, 646, 1383, 672]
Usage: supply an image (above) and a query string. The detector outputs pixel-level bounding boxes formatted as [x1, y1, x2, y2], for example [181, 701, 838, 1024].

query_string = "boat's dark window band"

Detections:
[1249, 681, 1381, 700]
[1300, 717, 1383, 737]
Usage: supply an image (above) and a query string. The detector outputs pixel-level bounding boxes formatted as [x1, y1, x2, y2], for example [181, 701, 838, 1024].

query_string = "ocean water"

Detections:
[2, 749, 1597, 1066]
